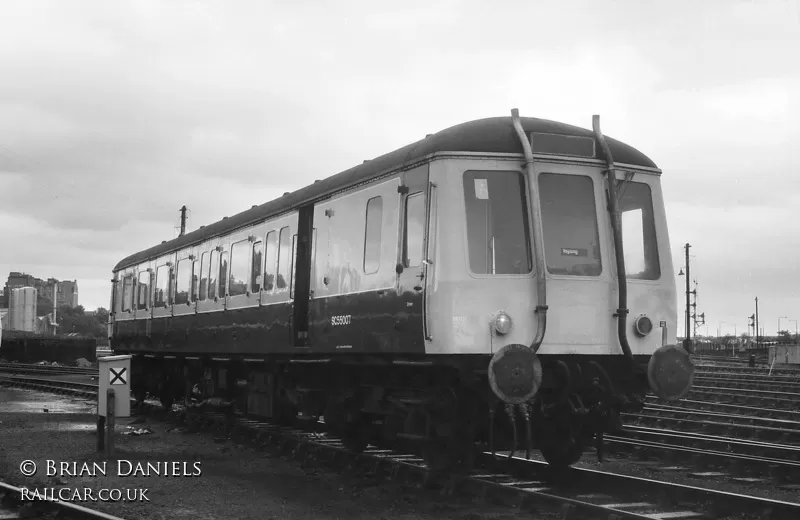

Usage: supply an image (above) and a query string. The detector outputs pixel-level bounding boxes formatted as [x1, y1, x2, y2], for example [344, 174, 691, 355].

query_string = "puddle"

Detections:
[0, 388, 95, 414]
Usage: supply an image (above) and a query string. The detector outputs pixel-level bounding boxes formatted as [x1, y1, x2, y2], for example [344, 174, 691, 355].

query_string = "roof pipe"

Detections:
[511, 109, 548, 352]
[486, 110, 549, 407]
[592, 115, 634, 363]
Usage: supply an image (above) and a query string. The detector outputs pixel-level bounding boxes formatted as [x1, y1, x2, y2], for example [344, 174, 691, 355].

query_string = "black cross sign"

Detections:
[110, 367, 127, 385]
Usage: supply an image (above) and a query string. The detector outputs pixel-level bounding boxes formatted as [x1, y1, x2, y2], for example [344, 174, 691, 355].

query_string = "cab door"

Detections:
[533, 162, 611, 354]
[395, 165, 430, 353]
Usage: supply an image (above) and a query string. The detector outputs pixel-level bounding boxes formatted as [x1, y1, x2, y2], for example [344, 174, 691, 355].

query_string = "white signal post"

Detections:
[97, 354, 132, 456]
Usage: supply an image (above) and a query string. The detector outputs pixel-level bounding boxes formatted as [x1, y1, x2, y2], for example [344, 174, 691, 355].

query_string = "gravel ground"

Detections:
[553, 446, 800, 503]
[2, 387, 798, 519]
[0, 388, 557, 520]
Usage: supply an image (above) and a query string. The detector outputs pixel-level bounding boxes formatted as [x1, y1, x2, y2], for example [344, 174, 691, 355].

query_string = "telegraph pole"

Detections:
[684, 243, 691, 351]
[755, 297, 760, 349]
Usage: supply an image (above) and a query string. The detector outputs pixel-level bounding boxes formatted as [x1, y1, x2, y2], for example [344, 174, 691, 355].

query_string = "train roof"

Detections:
[114, 116, 657, 272]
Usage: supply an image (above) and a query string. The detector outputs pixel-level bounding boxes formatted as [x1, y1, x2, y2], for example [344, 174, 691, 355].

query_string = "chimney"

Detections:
[179, 205, 188, 236]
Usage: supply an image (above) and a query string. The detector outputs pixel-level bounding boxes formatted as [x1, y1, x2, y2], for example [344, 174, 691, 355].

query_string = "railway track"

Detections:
[0, 481, 124, 520]
[3, 376, 800, 519]
[0, 363, 98, 377]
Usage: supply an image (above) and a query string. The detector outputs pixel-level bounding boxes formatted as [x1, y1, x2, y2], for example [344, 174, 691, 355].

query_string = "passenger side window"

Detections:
[190, 260, 198, 301]
[175, 259, 191, 304]
[218, 250, 229, 298]
[404, 193, 424, 268]
[539, 173, 601, 276]
[209, 250, 220, 299]
[199, 252, 209, 301]
[137, 271, 150, 310]
[276, 227, 291, 290]
[364, 196, 383, 274]
[121, 276, 133, 312]
[264, 231, 277, 291]
[154, 265, 170, 306]
[229, 240, 250, 296]
[252, 241, 263, 292]
[619, 182, 660, 280]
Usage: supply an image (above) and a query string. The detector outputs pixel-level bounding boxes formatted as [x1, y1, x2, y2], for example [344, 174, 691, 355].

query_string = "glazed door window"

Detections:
[539, 173, 602, 276]
[404, 193, 425, 268]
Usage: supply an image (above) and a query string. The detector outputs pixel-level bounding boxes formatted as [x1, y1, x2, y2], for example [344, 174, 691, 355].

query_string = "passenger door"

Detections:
[395, 165, 430, 352]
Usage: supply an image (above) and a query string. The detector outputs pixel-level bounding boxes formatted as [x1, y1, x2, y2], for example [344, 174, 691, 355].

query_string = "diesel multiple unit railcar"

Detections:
[109, 110, 694, 470]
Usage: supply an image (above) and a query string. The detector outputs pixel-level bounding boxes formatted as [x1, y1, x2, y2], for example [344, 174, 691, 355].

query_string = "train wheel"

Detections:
[159, 390, 175, 411]
[340, 399, 370, 454]
[341, 419, 370, 454]
[538, 422, 586, 468]
[133, 386, 146, 405]
[422, 389, 477, 473]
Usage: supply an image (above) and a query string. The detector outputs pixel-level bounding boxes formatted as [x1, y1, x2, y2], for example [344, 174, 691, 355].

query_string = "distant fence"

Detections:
[0, 329, 97, 364]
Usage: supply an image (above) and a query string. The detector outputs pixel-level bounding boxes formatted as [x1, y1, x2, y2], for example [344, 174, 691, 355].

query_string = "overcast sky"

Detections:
[1, 0, 798, 338]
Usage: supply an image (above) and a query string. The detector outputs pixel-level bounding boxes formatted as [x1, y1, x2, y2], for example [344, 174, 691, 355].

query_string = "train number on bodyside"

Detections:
[331, 315, 351, 326]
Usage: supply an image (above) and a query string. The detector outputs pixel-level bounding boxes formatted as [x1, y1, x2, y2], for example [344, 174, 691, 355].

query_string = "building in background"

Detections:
[58, 280, 79, 307]
[2, 272, 79, 309]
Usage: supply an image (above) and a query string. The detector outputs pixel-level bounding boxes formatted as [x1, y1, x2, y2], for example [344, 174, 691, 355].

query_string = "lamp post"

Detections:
[778, 316, 787, 338]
